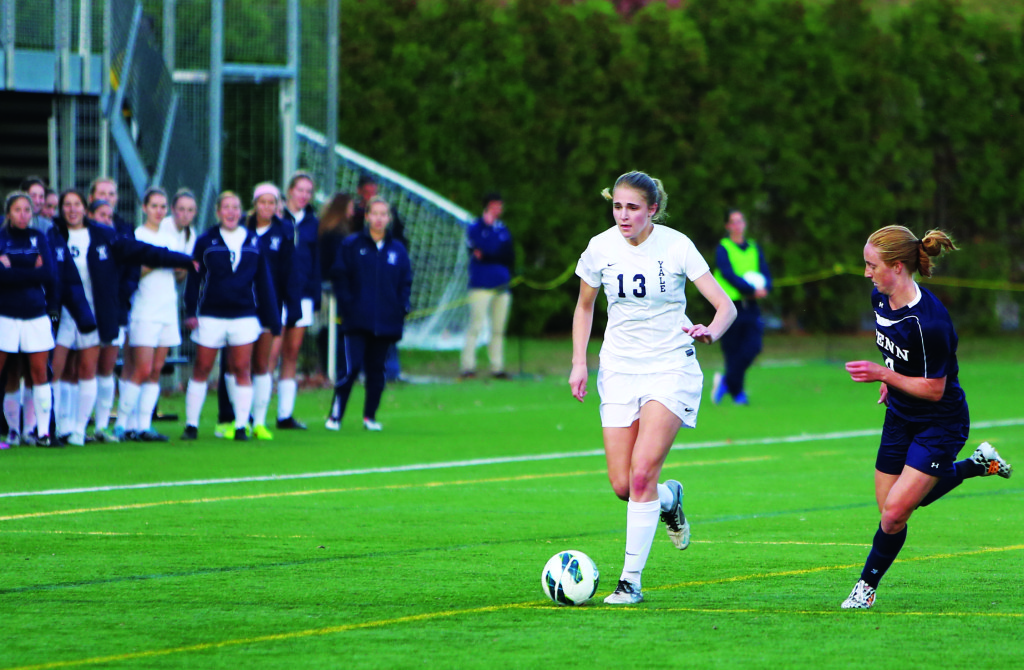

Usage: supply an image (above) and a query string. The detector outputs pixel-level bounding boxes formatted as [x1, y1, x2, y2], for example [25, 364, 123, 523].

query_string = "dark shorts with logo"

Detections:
[876, 404, 970, 477]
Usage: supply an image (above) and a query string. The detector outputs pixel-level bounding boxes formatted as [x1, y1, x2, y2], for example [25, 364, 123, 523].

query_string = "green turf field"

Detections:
[2, 336, 1022, 669]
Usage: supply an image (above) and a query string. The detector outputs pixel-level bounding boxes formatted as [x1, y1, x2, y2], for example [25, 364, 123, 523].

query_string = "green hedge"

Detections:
[330, 0, 1024, 334]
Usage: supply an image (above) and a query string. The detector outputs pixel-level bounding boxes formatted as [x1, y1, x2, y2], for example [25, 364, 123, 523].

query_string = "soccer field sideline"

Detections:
[4, 417, 1023, 501]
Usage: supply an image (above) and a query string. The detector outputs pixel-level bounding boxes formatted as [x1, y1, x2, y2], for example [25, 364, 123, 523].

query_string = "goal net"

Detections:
[297, 125, 475, 351]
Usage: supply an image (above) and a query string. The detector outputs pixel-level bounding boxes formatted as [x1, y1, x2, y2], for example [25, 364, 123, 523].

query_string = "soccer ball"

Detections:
[742, 270, 767, 291]
[541, 550, 599, 606]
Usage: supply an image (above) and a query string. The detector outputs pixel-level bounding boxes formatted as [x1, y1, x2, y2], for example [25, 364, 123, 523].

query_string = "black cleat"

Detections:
[180, 425, 199, 441]
[276, 416, 307, 430]
[36, 435, 63, 448]
[234, 427, 249, 441]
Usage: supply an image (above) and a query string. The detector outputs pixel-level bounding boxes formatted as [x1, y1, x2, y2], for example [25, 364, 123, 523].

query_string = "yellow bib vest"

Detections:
[713, 238, 761, 301]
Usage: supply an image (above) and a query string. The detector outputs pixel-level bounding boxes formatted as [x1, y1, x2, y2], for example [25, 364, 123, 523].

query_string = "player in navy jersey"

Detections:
[569, 171, 737, 604]
[841, 225, 1013, 609]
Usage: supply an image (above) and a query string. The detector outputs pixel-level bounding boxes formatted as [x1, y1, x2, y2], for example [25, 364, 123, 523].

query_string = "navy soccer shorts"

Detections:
[875, 405, 969, 477]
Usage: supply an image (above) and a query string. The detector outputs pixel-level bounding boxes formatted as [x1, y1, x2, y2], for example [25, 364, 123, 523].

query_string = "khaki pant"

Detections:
[460, 288, 511, 373]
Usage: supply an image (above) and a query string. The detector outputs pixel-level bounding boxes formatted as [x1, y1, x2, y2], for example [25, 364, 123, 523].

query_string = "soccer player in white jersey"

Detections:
[569, 171, 737, 604]
[840, 225, 1012, 609]
[112, 188, 184, 442]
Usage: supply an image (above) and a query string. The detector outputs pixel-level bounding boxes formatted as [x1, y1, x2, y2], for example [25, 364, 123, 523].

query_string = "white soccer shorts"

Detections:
[191, 315, 261, 348]
[0, 315, 55, 353]
[597, 364, 703, 429]
[55, 307, 101, 350]
[129, 319, 182, 348]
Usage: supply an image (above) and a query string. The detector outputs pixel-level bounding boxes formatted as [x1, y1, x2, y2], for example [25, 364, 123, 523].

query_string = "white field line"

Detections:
[2, 418, 1022, 500]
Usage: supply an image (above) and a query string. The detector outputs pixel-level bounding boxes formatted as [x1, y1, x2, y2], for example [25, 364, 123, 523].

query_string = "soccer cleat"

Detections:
[138, 429, 170, 443]
[234, 427, 249, 442]
[734, 391, 750, 406]
[492, 371, 511, 380]
[661, 479, 691, 550]
[6, 430, 19, 447]
[214, 422, 234, 439]
[969, 442, 1012, 479]
[458, 370, 476, 380]
[276, 416, 307, 430]
[841, 579, 876, 609]
[252, 424, 274, 441]
[363, 418, 383, 432]
[180, 425, 199, 441]
[124, 430, 141, 443]
[712, 372, 726, 405]
[35, 434, 62, 448]
[603, 579, 644, 605]
[21, 431, 37, 447]
[67, 432, 86, 447]
[325, 417, 340, 431]
[94, 427, 121, 443]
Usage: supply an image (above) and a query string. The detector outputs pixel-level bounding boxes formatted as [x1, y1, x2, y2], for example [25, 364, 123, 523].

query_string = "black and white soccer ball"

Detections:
[541, 550, 599, 606]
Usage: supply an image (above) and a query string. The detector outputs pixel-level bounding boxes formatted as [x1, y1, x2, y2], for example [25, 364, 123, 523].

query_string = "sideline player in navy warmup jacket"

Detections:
[840, 225, 1013, 610]
[0, 193, 60, 446]
[182, 191, 281, 442]
[276, 171, 321, 430]
[326, 196, 412, 432]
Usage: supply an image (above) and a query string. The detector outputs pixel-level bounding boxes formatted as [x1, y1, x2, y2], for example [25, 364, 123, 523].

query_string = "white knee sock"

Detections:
[277, 378, 296, 420]
[53, 381, 69, 434]
[252, 374, 273, 427]
[94, 375, 116, 430]
[224, 373, 238, 404]
[3, 391, 20, 434]
[23, 388, 36, 435]
[116, 381, 141, 431]
[621, 499, 661, 588]
[185, 379, 208, 427]
[137, 382, 161, 432]
[32, 383, 52, 437]
[75, 378, 98, 436]
[232, 384, 254, 430]
[657, 482, 673, 511]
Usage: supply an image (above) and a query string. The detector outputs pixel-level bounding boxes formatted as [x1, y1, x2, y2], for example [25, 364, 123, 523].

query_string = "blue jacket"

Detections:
[282, 205, 322, 310]
[466, 218, 514, 290]
[331, 229, 412, 339]
[112, 213, 139, 326]
[45, 228, 98, 334]
[247, 213, 302, 327]
[185, 225, 282, 335]
[0, 225, 54, 320]
[52, 220, 193, 342]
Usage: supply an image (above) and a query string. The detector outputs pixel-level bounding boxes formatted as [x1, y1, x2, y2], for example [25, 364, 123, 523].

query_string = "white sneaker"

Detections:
[969, 442, 1013, 478]
[67, 432, 86, 447]
[325, 418, 340, 431]
[363, 418, 383, 431]
[7, 430, 20, 447]
[603, 579, 643, 605]
[660, 479, 691, 550]
[841, 579, 876, 609]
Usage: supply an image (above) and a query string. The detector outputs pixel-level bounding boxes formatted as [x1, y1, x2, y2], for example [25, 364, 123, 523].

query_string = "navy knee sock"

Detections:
[919, 458, 984, 507]
[860, 523, 907, 588]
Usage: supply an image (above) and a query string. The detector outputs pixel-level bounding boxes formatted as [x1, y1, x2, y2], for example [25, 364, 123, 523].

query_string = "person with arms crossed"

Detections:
[711, 209, 771, 405]
[841, 225, 1012, 609]
[0, 192, 62, 447]
[460, 192, 515, 380]
[569, 171, 737, 604]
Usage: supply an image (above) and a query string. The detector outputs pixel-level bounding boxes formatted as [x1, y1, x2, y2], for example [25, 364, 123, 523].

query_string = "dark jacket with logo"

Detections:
[52, 220, 193, 342]
[185, 225, 282, 335]
[330, 229, 412, 339]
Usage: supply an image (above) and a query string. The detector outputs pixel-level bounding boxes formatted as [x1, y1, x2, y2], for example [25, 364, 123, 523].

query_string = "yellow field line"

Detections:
[5, 542, 1022, 670]
[0, 456, 773, 523]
